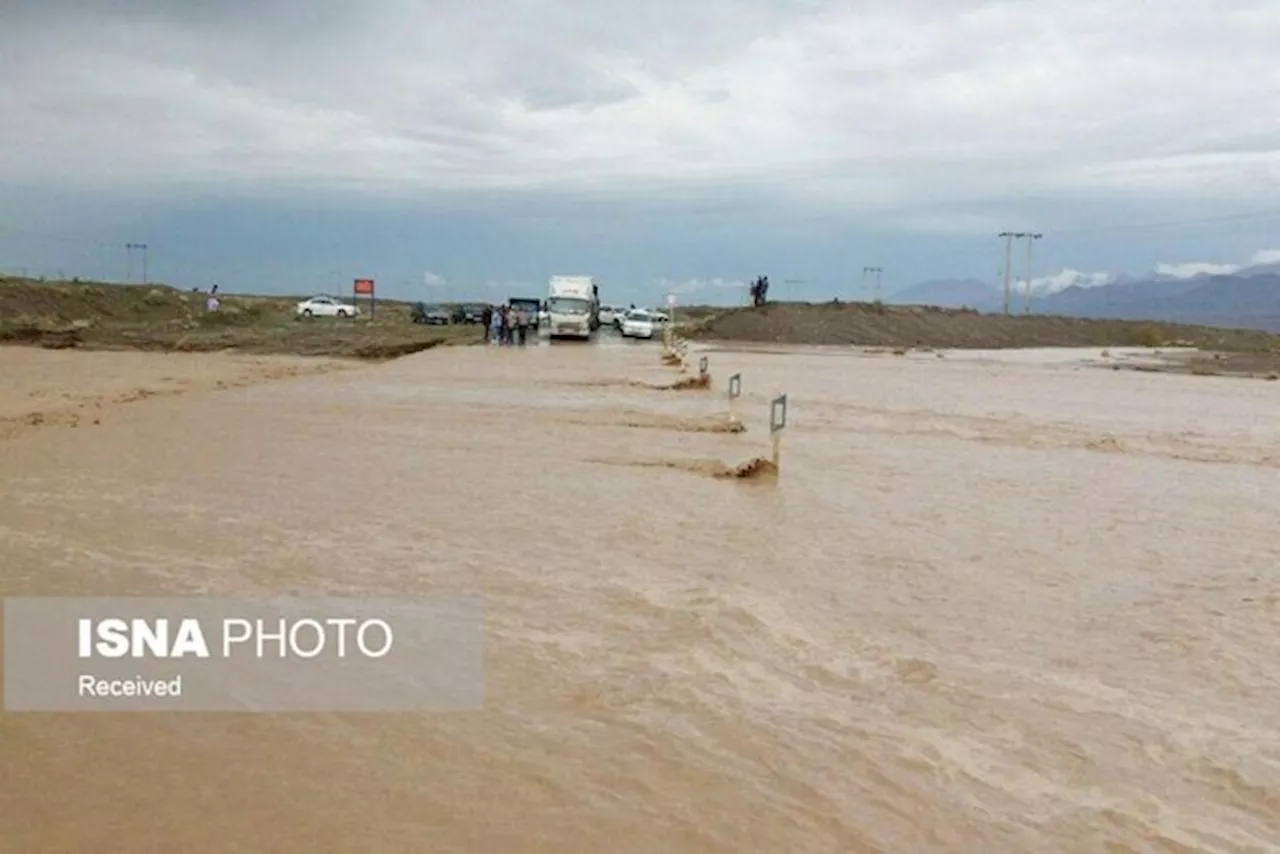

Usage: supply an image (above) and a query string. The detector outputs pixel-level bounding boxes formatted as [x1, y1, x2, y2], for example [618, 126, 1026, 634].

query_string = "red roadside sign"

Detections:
[353, 278, 375, 317]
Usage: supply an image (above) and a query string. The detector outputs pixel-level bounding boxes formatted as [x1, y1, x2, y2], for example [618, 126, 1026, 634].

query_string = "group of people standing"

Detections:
[484, 304, 533, 346]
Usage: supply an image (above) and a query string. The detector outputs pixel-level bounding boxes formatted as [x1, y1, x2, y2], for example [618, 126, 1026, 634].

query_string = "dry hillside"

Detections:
[0, 277, 478, 358]
[683, 301, 1280, 351]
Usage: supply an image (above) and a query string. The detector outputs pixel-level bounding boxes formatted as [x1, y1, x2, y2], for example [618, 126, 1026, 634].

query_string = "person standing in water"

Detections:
[516, 307, 529, 346]
[489, 304, 502, 345]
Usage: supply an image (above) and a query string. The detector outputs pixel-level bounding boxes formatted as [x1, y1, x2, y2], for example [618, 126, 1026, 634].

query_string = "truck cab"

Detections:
[546, 276, 599, 340]
[508, 297, 542, 329]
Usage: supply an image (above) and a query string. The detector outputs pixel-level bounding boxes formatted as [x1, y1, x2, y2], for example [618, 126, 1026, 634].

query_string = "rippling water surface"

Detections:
[2, 340, 1279, 852]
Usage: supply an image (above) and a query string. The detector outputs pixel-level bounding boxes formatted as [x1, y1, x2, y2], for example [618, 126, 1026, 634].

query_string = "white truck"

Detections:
[546, 275, 599, 340]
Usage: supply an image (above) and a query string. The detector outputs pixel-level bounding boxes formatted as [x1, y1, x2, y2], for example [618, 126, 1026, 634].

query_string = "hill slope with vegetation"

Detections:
[0, 277, 477, 359]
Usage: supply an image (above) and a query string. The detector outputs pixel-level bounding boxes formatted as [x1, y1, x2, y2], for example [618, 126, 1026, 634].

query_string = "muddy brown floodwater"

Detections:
[2, 341, 1279, 853]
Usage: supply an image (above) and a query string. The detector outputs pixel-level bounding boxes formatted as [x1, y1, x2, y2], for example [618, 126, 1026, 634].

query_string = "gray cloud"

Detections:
[2, 0, 1279, 229]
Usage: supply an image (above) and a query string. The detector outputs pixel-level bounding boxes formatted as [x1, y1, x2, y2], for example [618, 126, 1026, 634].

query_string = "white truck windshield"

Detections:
[548, 297, 589, 315]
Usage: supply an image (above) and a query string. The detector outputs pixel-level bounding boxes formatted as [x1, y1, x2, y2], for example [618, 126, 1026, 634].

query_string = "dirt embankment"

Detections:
[0, 277, 481, 359]
[684, 301, 1279, 349]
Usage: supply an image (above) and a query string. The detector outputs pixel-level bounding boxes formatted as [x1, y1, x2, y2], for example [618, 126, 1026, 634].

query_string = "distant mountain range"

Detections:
[888, 270, 1280, 332]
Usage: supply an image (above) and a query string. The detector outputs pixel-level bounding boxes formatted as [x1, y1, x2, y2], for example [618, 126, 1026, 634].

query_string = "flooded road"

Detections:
[2, 341, 1279, 852]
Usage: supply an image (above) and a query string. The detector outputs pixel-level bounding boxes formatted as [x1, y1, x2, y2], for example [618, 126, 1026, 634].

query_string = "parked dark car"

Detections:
[455, 303, 488, 324]
[411, 302, 452, 325]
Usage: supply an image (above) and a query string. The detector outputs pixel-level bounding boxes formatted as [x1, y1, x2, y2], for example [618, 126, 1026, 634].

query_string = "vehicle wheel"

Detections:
[337, 310, 349, 318]
[302, 309, 313, 317]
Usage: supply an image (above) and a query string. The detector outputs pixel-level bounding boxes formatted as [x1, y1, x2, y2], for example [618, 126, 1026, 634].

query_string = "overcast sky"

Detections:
[2, 0, 1279, 303]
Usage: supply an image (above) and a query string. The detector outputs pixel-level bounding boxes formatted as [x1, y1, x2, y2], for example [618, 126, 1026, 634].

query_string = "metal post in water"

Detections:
[728, 372, 742, 424]
[770, 393, 787, 471]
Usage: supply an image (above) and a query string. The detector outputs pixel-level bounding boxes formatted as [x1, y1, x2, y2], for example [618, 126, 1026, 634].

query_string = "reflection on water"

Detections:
[2, 342, 1279, 852]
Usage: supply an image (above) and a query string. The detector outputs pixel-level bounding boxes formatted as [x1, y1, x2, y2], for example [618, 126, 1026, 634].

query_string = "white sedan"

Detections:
[619, 309, 656, 339]
[296, 295, 359, 318]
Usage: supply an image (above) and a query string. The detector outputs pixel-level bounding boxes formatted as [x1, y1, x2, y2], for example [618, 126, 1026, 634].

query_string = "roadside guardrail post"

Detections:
[728, 372, 742, 423]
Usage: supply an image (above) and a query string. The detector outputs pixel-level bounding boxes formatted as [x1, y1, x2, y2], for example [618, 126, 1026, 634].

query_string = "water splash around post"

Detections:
[728, 372, 742, 426]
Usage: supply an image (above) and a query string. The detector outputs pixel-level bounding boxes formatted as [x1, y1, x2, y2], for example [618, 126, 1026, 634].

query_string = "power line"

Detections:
[1049, 207, 1280, 235]
[3, 195, 1279, 247]
[0, 223, 124, 249]
[4, 197, 1280, 298]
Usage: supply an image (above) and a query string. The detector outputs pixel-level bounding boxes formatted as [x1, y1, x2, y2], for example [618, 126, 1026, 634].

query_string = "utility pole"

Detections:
[862, 266, 883, 301]
[997, 233, 1021, 315]
[1022, 233, 1042, 314]
[126, 242, 148, 284]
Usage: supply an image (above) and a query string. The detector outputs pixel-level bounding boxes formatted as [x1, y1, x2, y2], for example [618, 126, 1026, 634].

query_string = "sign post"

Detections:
[769, 394, 788, 471]
[728, 372, 742, 424]
[353, 278, 375, 318]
